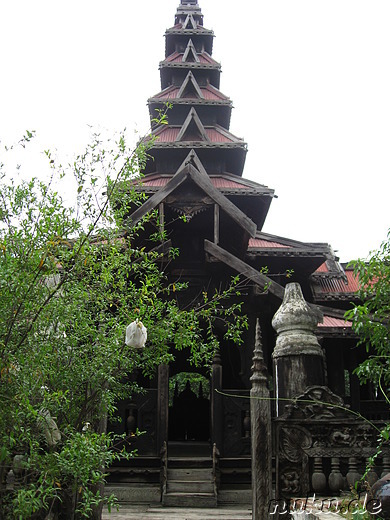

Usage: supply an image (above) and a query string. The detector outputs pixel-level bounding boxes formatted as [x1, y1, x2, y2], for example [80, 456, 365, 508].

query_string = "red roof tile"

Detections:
[163, 52, 218, 65]
[151, 84, 229, 103]
[141, 178, 170, 187]
[140, 176, 252, 190]
[152, 86, 180, 100]
[318, 316, 352, 328]
[206, 128, 234, 143]
[345, 270, 360, 292]
[316, 271, 360, 294]
[211, 177, 250, 189]
[153, 126, 237, 144]
[202, 86, 228, 101]
[248, 238, 292, 248]
[316, 262, 329, 273]
[155, 127, 180, 141]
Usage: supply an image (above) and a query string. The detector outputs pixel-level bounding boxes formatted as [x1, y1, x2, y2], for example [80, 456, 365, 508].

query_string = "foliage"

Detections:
[345, 229, 390, 493]
[168, 372, 210, 406]
[345, 229, 390, 389]
[0, 128, 248, 518]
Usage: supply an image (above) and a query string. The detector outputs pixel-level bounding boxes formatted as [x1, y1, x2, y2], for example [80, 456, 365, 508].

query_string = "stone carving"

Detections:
[272, 282, 323, 358]
[328, 457, 345, 493]
[170, 202, 210, 219]
[280, 426, 312, 463]
[329, 427, 353, 445]
[282, 385, 348, 420]
[280, 468, 301, 494]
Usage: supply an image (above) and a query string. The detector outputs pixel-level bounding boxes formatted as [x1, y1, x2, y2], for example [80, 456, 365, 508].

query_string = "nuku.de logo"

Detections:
[268, 493, 382, 515]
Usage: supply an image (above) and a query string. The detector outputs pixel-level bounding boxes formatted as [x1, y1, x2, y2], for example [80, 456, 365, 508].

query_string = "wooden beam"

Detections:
[204, 240, 285, 300]
[126, 160, 257, 238]
[159, 203, 165, 238]
[125, 169, 189, 227]
[187, 165, 257, 237]
[214, 204, 219, 244]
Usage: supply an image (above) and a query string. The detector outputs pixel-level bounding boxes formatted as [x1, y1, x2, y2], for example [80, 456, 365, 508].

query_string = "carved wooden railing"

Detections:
[212, 442, 220, 499]
[160, 441, 168, 500]
[274, 386, 390, 498]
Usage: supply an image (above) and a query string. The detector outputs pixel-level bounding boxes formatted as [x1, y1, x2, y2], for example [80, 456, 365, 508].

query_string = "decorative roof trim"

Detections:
[165, 28, 214, 36]
[126, 151, 257, 238]
[251, 232, 331, 253]
[150, 141, 247, 150]
[177, 71, 204, 99]
[183, 14, 198, 30]
[134, 171, 274, 197]
[176, 108, 210, 142]
[182, 39, 200, 63]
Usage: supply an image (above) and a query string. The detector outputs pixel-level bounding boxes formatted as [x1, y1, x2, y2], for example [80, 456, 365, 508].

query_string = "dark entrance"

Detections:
[168, 372, 210, 442]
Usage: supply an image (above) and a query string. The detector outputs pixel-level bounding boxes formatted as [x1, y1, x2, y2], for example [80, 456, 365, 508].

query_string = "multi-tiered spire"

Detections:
[145, 0, 248, 178]
[130, 1, 276, 261]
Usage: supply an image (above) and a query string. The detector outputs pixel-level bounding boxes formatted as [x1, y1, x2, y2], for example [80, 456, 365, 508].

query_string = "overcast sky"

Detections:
[0, 0, 389, 262]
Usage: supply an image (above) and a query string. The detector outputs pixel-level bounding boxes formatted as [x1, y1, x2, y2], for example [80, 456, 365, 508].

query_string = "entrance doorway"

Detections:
[168, 372, 210, 442]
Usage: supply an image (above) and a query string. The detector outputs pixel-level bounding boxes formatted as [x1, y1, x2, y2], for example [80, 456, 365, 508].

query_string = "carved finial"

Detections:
[255, 318, 264, 360]
[272, 282, 324, 359]
[272, 283, 319, 334]
[250, 318, 268, 387]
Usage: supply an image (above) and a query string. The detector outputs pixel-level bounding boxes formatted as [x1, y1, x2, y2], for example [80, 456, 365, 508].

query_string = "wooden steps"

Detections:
[162, 446, 217, 508]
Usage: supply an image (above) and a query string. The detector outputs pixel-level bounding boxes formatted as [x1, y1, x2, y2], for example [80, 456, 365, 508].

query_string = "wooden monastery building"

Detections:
[108, 0, 388, 510]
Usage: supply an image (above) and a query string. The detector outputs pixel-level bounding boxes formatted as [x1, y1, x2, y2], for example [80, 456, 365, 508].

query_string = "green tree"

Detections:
[345, 230, 390, 480]
[345, 229, 390, 390]
[0, 130, 247, 519]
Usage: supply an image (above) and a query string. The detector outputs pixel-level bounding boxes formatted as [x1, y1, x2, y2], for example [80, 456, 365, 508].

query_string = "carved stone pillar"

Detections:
[312, 457, 327, 494]
[366, 457, 379, 487]
[328, 457, 345, 494]
[346, 457, 361, 489]
[251, 319, 272, 520]
[157, 364, 169, 453]
[272, 283, 324, 416]
[211, 350, 223, 452]
[382, 455, 390, 478]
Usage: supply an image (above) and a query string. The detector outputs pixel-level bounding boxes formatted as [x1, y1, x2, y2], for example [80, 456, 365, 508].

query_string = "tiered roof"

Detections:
[132, 0, 359, 337]
[143, 0, 251, 178]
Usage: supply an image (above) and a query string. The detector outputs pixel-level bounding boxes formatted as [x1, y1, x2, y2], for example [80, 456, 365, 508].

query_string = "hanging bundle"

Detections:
[125, 319, 147, 349]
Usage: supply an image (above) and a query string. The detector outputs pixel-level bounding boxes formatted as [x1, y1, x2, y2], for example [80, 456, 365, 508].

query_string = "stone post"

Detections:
[272, 282, 324, 416]
[251, 318, 272, 519]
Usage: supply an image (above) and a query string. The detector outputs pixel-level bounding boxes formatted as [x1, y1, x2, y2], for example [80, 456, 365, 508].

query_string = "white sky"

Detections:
[0, 0, 389, 262]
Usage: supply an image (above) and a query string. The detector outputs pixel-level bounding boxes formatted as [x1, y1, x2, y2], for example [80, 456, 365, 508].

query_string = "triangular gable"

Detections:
[176, 149, 209, 177]
[182, 39, 200, 63]
[176, 108, 210, 142]
[183, 14, 198, 30]
[127, 151, 256, 238]
[177, 71, 204, 100]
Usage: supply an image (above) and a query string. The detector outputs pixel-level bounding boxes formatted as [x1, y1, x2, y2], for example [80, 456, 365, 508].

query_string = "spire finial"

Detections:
[250, 318, 268, 387]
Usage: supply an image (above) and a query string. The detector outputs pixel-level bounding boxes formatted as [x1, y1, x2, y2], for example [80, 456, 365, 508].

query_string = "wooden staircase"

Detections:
[161, 442, 218, 508]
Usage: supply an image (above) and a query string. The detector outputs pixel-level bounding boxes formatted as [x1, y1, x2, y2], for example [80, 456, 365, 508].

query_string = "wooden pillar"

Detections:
[157, 364, 169, 453]
[159, 203, 165, 239]
[211, 350, 223, 452]
[213, 204, 219, 245]
[251, 318, 272, 519]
